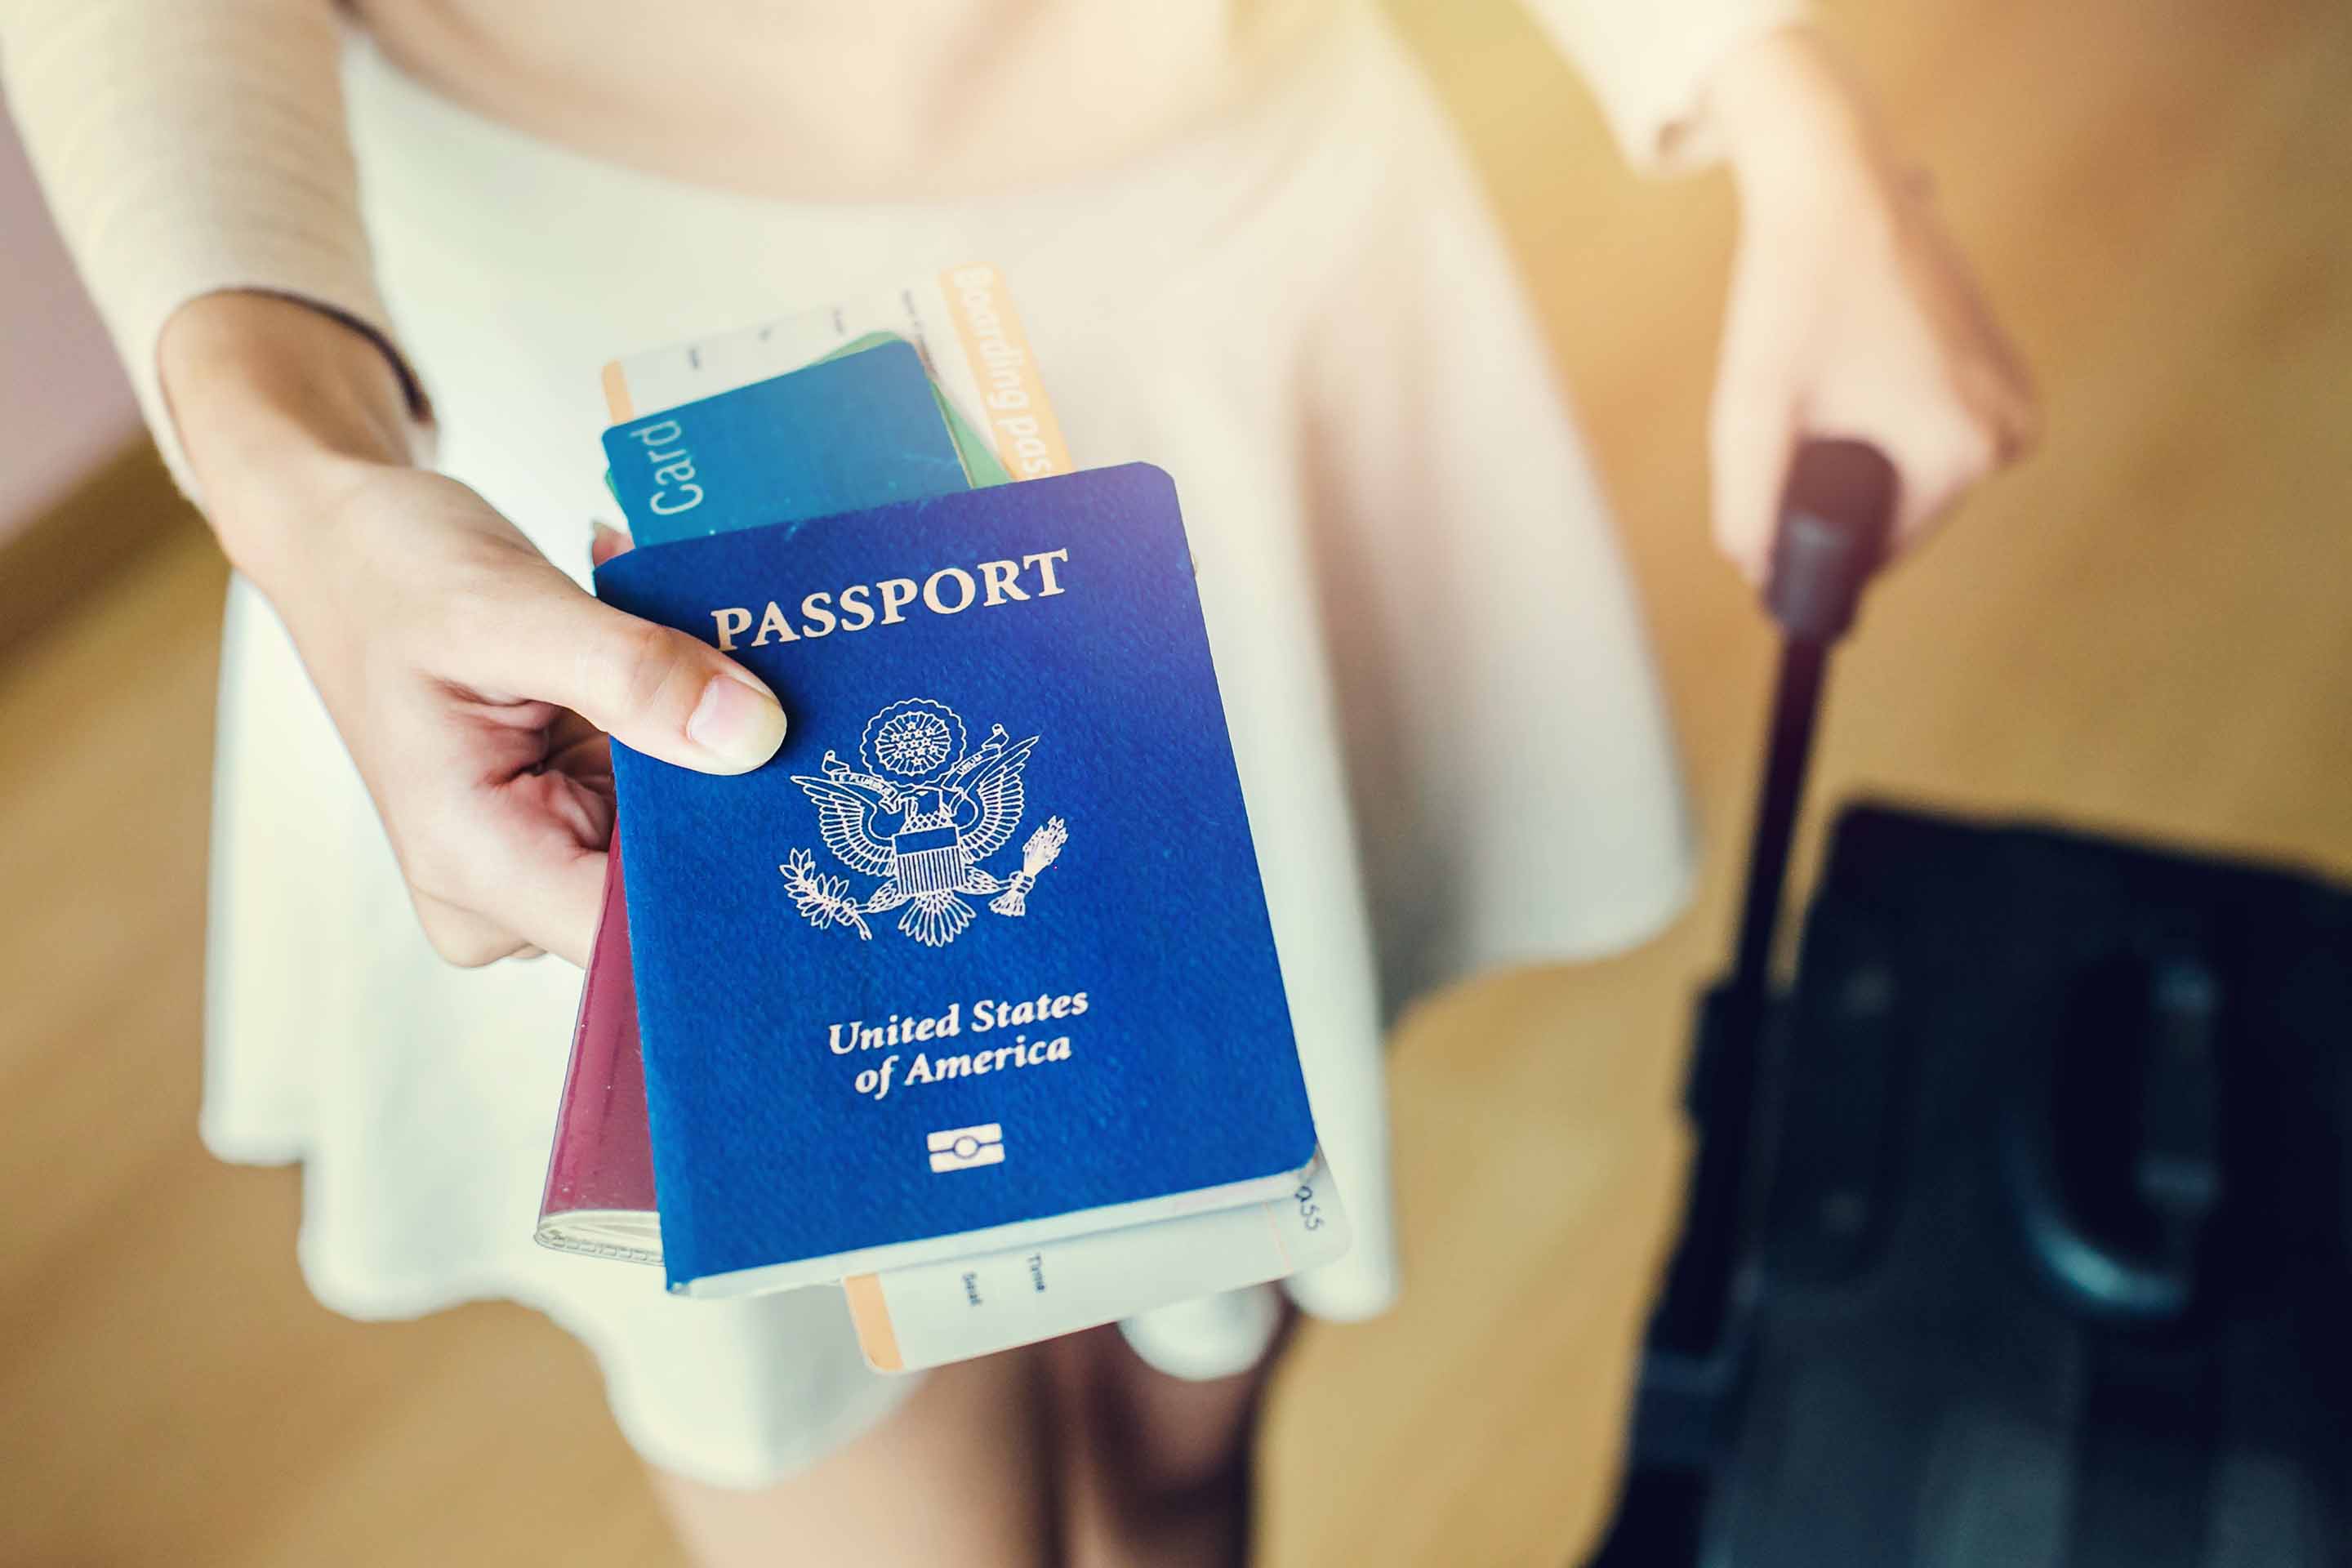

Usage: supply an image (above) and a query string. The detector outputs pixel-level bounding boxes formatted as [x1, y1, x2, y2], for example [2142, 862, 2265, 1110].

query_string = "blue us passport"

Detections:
[595, 464, 1319, 1296]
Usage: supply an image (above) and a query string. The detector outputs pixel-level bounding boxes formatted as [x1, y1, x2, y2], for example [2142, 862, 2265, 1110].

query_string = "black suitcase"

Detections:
[1588, 445, 2352, 1566]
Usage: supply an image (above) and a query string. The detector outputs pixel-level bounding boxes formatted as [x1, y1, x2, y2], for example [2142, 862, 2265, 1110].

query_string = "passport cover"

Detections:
[602, 339, 968, 545]
[536, 829, 660, 1261]
[549, 338, 990, 1264]
[595, 464, 1316, 1291]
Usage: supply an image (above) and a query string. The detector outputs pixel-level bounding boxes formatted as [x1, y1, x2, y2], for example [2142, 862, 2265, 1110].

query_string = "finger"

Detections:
[463, 798, 612, 966]
[590, 521, 633, 568]
[1953, 349, 2042, 467]
[508, 851, 608, 968]
[464, 559, 788, 775]
[399, 764, 612, 967]
[1920, 222, 2042, 461]
[1887, 417, 1998, 548]
[1709, 371, 1799, 586]
[411, 887, 537, 968]
[545, 711, 615, 791]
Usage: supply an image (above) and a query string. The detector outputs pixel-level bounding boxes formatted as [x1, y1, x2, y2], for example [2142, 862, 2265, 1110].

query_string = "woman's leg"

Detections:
[651, 1325, 1290, 1568]
[1042, 1316, 1294, 1568]
[650, 1350, 1057, 1568]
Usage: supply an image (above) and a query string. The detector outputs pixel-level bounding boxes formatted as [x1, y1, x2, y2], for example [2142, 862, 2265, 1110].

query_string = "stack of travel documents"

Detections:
[537, 267, 1349, 1373]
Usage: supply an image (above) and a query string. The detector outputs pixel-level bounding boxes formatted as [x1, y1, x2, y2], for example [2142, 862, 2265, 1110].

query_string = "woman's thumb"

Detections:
[1709, 376, 1799, 587]
[485, 569, 787, 773]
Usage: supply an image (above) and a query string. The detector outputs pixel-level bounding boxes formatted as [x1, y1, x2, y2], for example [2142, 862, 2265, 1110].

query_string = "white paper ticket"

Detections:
[844, 1154, 1351, 1373]
[600, 263, 1071, 482]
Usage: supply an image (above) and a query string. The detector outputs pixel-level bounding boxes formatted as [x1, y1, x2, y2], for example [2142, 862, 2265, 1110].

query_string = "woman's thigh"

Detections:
[652, 1350, 1056, 1568]
[1042, 1320, 1290, 1568]
[652, 1325, 1288, 1568]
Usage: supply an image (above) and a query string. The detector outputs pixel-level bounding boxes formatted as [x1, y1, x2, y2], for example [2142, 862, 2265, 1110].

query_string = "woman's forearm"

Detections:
[1519, 0, 1811, 173]
[1685, 24, 2038, 572]
[1705, 28, 1904, 220]
[158, 292, 421, 592]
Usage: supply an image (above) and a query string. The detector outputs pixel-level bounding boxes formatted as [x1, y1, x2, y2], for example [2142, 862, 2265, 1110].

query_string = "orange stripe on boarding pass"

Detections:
[940, 265, 1072, 481]
[842, 1274, 905, 1372]
[601, 360, 635, 422]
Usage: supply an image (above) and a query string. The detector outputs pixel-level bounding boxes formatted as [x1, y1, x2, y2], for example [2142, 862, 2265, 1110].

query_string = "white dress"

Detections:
[201, 2, 1739, 1487]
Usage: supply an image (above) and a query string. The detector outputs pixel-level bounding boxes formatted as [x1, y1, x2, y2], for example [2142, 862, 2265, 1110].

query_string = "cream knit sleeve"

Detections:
[0, 0, 424, 494]
[1523, 0, 1811, 174]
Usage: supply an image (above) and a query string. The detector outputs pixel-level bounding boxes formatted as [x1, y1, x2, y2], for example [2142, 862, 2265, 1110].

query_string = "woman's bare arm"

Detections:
[160, 292, 789, 967]
[3, 0, 791, 964]
[1521, 3, 2036, 572]
[1702, 27, 2037, 575]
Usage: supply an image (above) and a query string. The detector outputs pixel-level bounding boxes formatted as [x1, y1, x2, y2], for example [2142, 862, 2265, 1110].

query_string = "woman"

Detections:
[3, 0, 2033, 1561]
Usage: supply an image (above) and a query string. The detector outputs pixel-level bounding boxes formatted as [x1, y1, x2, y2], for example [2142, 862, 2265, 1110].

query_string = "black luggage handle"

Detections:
[1766, 439, 1899, 642]
[1589, 439, 1900, 1568]
[1729, 439, 1900, 1008]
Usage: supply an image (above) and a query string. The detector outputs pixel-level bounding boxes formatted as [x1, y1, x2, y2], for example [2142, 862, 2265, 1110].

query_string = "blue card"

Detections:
[595, 465, 1317, 1294]
[601, 339, 969, 546]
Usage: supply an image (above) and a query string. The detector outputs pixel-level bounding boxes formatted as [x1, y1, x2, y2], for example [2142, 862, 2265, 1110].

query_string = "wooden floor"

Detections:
[5, 1, 2349, 1562]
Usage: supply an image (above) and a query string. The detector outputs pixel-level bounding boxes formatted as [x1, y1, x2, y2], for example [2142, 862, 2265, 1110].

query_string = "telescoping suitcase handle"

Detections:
[1588, 439, 1900, 1568]
[1727, 439, 1900, 1009]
